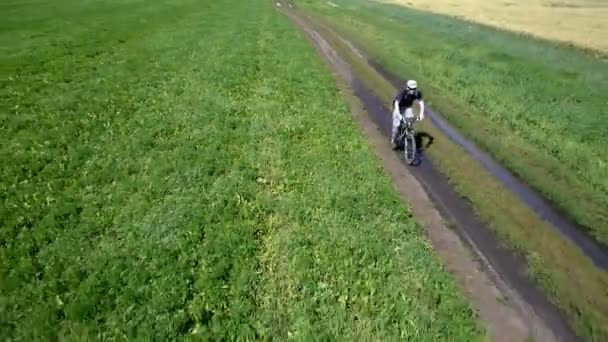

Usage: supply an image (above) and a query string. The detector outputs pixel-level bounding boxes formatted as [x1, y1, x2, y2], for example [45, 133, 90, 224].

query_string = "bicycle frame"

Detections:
[398, 117, 416, 140]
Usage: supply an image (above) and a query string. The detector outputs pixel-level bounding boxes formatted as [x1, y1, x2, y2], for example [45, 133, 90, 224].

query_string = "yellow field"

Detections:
[376, 0, 608, 53]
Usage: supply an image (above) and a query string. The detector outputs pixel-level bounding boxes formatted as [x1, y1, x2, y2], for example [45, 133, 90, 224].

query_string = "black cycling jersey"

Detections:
[394, 88, 423, 110]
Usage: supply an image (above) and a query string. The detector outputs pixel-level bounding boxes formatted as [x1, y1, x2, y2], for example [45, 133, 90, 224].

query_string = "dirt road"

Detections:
[278, 2, 579, 341]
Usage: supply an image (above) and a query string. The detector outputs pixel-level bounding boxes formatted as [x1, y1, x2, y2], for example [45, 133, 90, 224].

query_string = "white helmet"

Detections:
[406, 79, 418, 90]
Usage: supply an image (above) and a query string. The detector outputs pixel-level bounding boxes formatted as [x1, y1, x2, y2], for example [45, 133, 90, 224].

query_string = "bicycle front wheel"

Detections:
[404, 131, 417, 165]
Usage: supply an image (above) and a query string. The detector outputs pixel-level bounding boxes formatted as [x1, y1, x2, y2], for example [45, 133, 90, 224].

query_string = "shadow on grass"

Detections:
[415, 131, 434, 152]
[410, 131, 434, 166]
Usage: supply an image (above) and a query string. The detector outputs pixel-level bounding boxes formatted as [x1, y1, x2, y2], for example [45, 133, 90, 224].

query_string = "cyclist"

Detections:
[391, 79, 425, 150]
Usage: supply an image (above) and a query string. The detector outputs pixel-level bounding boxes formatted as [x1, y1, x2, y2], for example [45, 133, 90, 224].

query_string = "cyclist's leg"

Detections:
[391, 108, 403, 149]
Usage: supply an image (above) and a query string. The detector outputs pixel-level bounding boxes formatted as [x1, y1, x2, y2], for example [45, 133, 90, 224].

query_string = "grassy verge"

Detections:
[0, 0, 481, 339]
[292, 4, 608, 341]
[297, 0, 608, 245]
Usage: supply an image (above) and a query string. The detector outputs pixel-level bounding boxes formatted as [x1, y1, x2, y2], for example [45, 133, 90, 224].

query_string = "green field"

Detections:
[0, 0, 481, 339]
[298, 0, 608, 244]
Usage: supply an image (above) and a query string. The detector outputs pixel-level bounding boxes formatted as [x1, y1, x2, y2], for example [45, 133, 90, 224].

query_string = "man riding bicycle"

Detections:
[391, 79, 425, 150]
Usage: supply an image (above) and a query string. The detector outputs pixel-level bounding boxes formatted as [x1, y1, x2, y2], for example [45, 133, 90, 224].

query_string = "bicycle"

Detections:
[397, 116, 419, 165]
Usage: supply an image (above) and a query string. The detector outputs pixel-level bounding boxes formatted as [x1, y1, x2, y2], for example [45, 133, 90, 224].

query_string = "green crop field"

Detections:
[0, 0, 481, 339]
[298, 0, 608, 245]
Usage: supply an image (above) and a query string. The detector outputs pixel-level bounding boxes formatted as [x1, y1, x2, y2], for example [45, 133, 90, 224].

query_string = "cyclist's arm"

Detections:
[393, 100, 400, 114]
[417, 91, 425, 120]
[418, 100, 425, 120]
